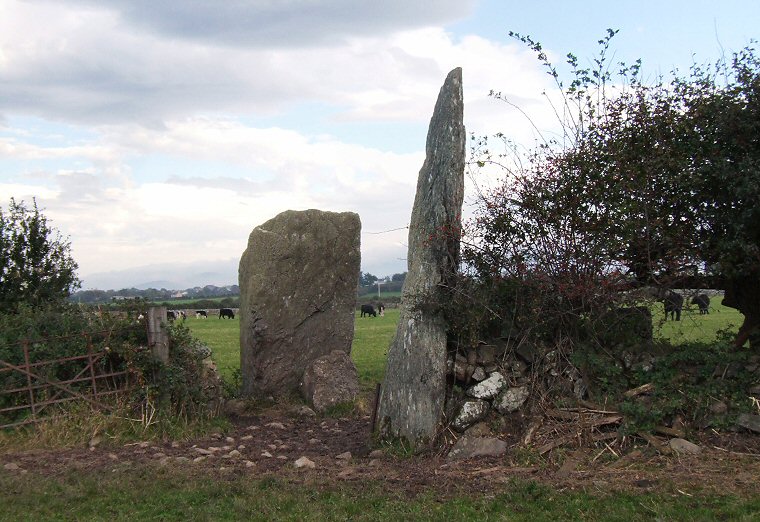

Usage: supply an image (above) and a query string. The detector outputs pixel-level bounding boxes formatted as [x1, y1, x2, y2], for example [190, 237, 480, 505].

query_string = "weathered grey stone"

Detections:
[668, 438, 702, 455]
[737, 413, 760, 433]
[464, 421, 493, 438]
[301, 350, 359, 413]
[466, 372, 507, 399]
[448, 436, 507, 460]
[239, 209, 361, 397]
[471, 366, 487, 381]
[494, 386, 530, 414]
[223, 399, 248, 417]
[292, 405, 317, 418]
[451, 399, 489, 432]
[294, 456, 316, 469]
[476, 345, 497, 365]
[378, 68, 465, 445]
[453, 354, 470, 381]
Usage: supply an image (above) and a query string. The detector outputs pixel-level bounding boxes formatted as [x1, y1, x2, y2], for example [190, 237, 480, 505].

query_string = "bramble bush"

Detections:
[443, 30, 760, 427]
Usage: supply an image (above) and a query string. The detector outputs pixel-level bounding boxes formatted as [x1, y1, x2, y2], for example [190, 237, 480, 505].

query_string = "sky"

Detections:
[1, 0, 758, 290]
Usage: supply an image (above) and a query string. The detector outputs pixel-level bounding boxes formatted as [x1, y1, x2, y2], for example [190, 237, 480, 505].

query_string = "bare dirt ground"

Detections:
[2, 405, 760, 498]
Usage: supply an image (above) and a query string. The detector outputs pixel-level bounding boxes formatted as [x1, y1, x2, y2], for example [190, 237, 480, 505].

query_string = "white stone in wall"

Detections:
[494, 386, 530, 414]
[465, 372, 506, 399]
[451, 400, 489, 432]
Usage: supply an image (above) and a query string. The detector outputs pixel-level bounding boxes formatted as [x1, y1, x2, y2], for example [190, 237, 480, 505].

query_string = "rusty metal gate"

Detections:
[0, 332, 140, 429]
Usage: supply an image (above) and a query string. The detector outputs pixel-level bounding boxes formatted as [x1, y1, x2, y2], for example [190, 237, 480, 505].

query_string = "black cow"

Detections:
[360, 304, 376, 317]
[219, 308, 235, 319]
[692, 294, 710, 315]
[196, 310, 208, 318]
[663, 291, 684, 321]
[167, 310, 177, 321]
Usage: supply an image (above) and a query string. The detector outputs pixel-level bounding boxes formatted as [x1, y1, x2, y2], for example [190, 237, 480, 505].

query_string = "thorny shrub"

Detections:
[442, 30, 760, 428]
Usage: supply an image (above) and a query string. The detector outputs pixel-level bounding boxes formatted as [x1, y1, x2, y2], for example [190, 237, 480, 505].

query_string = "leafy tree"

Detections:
[0, 198, 80, 311]
[467, 31, 760, 349]
[358, 271, 378, 287]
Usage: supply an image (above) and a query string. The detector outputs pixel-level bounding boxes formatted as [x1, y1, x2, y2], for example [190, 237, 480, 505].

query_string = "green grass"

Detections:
[185, 310, 398, 389]
[351, 308, 399, 390]
[654, 296, 742, 344]
[187, 299, 745, 390]
[186, 316, 241, 382]
[0, 468, 757, 521]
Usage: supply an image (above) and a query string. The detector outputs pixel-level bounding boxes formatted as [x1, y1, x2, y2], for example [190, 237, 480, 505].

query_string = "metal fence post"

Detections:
[147, 307, 169, 363]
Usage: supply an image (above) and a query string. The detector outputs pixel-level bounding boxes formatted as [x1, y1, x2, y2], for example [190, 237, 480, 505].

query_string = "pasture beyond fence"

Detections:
[0, 307, 172, 430]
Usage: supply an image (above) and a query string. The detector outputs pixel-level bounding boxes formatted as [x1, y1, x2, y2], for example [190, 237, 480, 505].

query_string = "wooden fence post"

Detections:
[147, 307, 169, 363]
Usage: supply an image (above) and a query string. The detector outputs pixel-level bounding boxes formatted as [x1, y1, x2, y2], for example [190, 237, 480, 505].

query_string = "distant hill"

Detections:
[81, 259, 238, 291]
[70, 284, 240, 304]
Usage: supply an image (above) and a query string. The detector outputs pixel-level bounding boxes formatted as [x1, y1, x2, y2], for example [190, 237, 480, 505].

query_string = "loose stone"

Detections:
[294, 456, 316, 469]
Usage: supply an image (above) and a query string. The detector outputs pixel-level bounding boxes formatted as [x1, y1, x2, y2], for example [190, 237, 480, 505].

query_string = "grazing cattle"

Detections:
[663, 291, 684, 321]
[692, 294, 710, 314]
[179, 310, 187, 320]
[167, 310, 177, 321]
[196, 310, 208, 318]
[360, 304, 377, 317]
[377, 302, 386, 317]
[219, 308, 235, 319]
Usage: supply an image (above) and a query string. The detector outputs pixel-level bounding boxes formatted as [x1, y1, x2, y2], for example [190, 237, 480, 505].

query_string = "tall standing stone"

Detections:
[239, 209, 361, 397]
[377, 68, 465, 445]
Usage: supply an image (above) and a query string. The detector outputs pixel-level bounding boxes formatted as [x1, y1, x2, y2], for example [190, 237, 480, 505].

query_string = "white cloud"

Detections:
[0, 0, 567, 286]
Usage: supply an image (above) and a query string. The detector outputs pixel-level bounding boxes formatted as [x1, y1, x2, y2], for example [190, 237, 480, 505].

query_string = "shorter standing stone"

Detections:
[301, 350, 359, 413]
[239, 209, 361, 397]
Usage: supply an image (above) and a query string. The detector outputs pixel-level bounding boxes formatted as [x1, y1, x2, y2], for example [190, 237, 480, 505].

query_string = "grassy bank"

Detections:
[1, 468, 757, 521]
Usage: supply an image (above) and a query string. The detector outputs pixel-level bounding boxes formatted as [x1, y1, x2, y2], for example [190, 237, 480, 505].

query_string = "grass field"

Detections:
[187, 310, 399, 387]
[1, 468, 758, 521]
[187, 299, 743, 388]
[654, 296, 742, 343]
